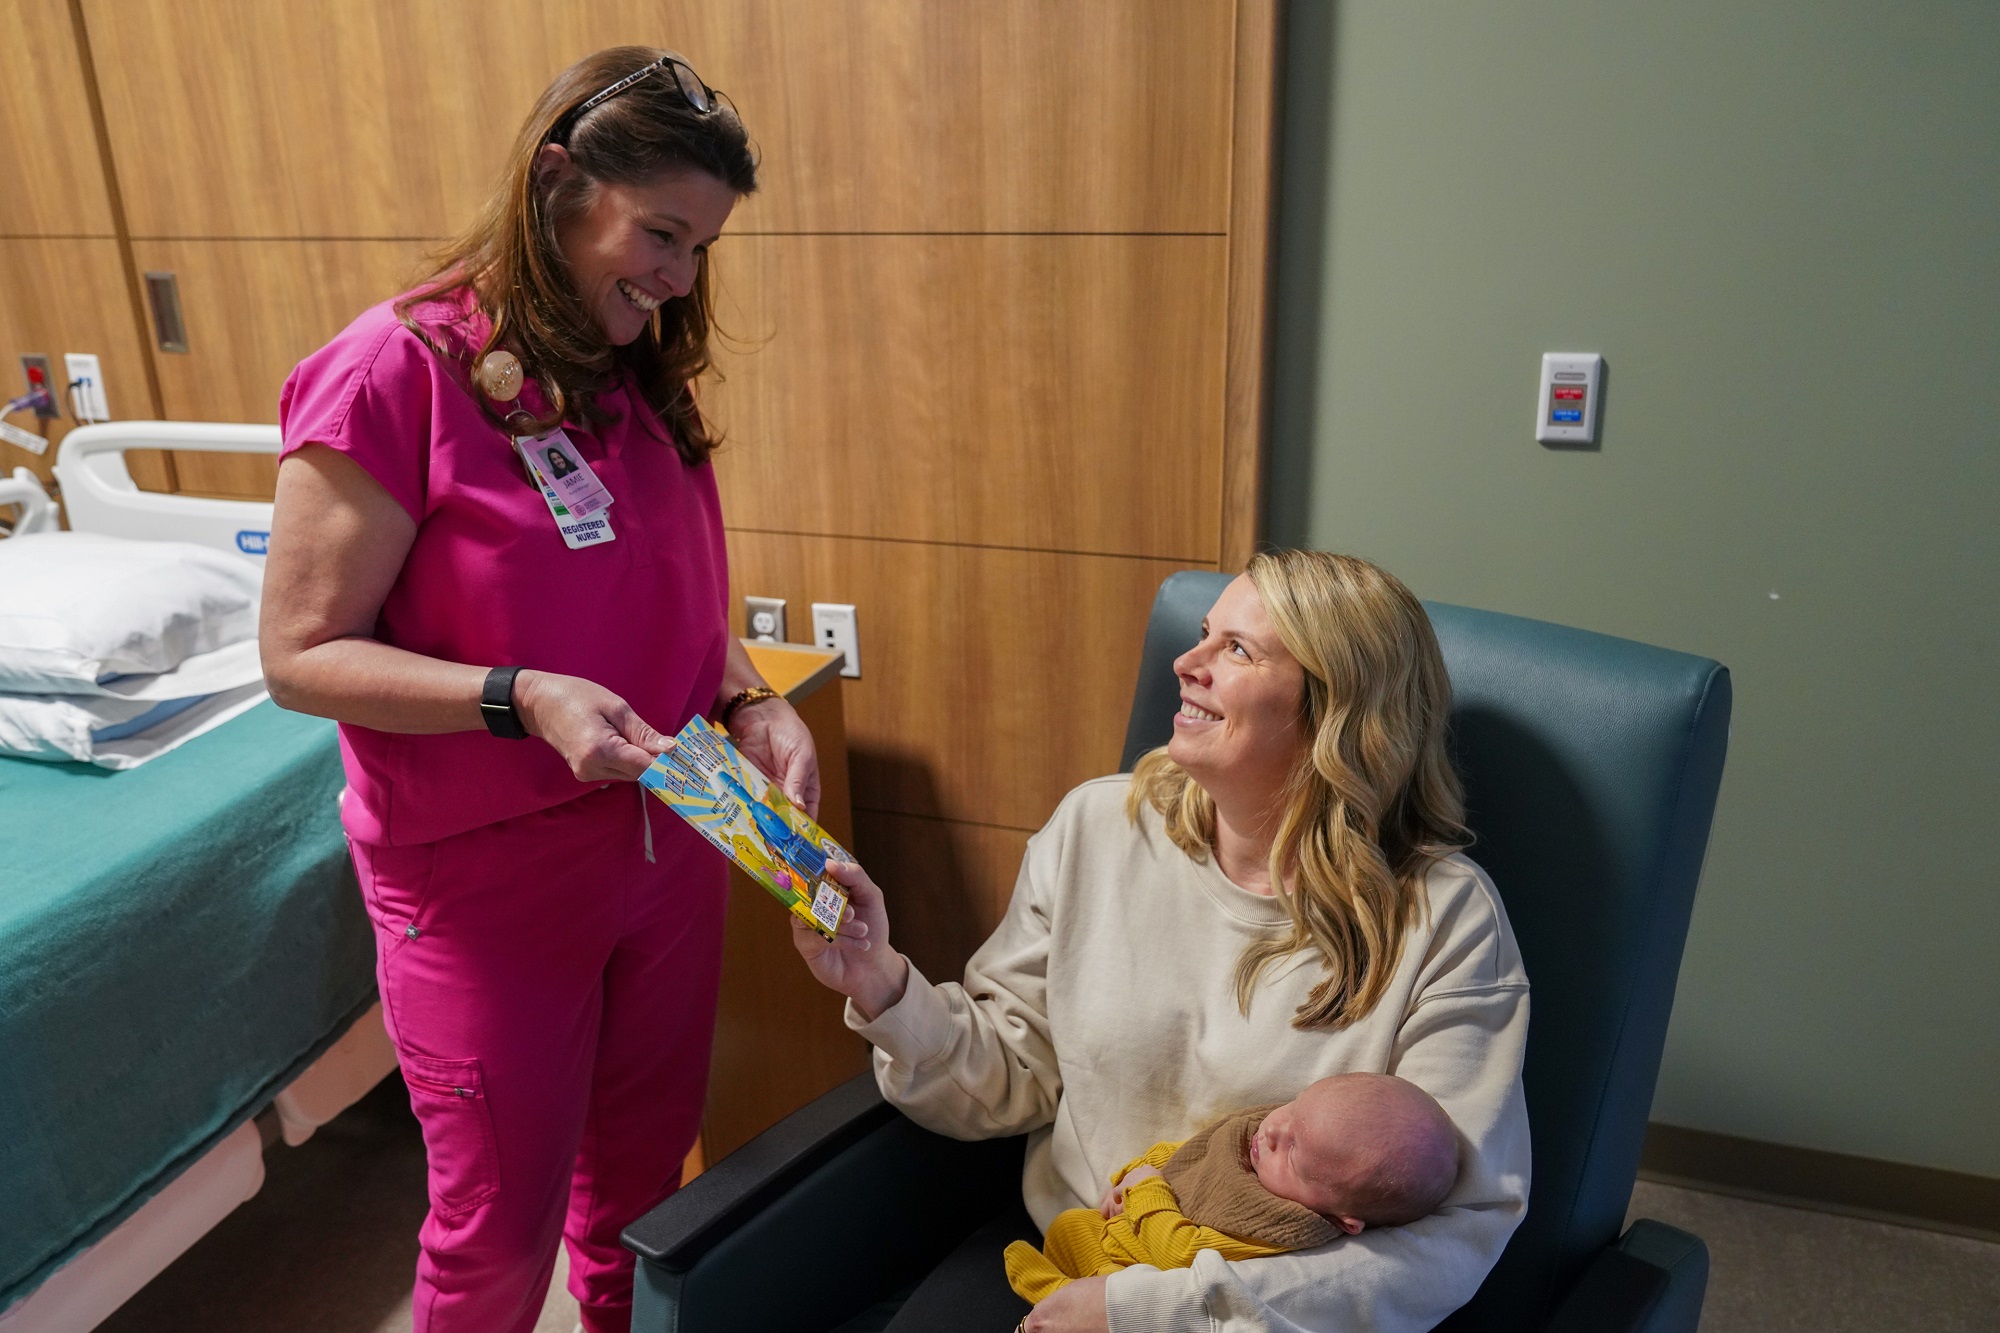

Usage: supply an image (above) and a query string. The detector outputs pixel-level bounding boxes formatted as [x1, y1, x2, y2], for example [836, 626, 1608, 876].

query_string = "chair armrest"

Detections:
[623, 1071, 897, 1273]
[1542, 1219, 1708, 1333]
[624, 1071, 1024, 1333]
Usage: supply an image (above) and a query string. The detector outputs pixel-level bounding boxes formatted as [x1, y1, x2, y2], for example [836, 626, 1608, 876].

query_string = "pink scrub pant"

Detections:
[350, 782, 727, 1333]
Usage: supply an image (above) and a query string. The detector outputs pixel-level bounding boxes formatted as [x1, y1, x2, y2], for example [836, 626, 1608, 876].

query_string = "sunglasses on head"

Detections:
[549, 55, 718, 145]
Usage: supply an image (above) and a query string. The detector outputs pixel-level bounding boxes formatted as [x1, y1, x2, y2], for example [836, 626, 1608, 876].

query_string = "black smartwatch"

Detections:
[480, 666, 530, 739]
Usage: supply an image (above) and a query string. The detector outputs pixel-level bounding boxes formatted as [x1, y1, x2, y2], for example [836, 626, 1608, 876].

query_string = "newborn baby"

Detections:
[1006, 1073, 1460, 1303]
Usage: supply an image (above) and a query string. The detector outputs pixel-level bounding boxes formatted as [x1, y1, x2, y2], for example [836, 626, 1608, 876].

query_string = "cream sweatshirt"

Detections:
[848, 776, 1532, 1332]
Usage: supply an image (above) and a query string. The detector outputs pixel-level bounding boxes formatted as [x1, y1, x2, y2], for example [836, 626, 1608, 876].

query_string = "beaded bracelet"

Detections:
[719, 685, 780, 727]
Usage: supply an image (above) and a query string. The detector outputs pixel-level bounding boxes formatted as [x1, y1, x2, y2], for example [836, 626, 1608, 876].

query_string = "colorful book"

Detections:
[641, 718, 851, 940]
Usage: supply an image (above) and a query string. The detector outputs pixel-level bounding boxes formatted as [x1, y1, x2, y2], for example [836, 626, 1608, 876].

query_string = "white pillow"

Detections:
[0, 532, 263, 694]
[0, 682, 268, 768]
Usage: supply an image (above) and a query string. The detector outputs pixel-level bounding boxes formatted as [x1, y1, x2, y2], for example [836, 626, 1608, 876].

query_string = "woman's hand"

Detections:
[1023, 1276, 1109, 1332]
[728, 695, 821, 818]
[515, 670, 670, 781]
[790, 858, 909, 1020]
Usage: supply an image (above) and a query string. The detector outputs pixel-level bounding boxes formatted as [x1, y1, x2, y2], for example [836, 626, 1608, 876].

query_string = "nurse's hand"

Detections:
[514, 670, 671, 782]
[792, 858, 908, 1020]
[729, 696, 822, 819]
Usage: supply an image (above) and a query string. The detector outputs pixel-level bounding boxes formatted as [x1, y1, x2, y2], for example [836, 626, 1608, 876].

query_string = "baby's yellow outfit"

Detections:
[1004, 1105, 1340, 1304]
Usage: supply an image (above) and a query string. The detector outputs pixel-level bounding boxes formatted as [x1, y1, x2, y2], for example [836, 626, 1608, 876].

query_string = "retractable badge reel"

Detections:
[479, 350, 619, 549]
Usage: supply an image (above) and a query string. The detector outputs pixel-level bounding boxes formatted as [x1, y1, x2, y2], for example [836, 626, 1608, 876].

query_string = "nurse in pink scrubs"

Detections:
[259, 48, 810, 1333]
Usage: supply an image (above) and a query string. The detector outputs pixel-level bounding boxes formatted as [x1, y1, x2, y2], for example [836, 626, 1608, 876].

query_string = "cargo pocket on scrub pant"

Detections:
[401, 1052, 500, 1216]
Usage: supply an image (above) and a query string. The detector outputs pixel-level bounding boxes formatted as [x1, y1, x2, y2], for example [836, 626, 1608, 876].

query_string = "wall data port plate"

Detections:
[811, 603, 860, 678]
[64, 352, 109, 423]
[1535, 353, 1602, 445]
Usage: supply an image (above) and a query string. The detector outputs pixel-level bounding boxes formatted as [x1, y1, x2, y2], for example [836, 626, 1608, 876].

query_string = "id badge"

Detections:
[524, 429, 613, 518]
[516, 437, 617, 549]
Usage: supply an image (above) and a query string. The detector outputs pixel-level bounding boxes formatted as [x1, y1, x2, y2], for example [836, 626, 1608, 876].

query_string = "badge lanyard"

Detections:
[478, 348, 619, 550]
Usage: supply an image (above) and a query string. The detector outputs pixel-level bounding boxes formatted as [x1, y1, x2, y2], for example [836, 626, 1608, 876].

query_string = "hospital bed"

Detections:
[0, 424, 396, 1331]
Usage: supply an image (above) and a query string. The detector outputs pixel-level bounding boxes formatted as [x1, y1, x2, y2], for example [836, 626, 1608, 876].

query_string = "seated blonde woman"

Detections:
[795, 550, 1530, 1333]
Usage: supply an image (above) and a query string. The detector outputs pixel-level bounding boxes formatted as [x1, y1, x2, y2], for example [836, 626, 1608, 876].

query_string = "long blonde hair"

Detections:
[397, 47, 757, 462]
[1128, 551, 1469, 1030]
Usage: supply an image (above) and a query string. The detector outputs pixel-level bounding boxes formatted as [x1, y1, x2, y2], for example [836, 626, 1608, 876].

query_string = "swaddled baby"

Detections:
[1005, 1073, 1460, 1303]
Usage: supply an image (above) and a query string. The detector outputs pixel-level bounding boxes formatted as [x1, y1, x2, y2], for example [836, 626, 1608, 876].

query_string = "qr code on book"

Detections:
[811, 881, 846, 934]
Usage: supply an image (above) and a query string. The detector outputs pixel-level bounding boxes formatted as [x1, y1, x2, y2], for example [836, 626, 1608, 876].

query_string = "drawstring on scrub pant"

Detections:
[639, 781, 656, 864]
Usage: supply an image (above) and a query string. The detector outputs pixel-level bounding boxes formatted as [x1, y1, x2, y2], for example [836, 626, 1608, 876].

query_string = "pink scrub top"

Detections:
[278, 294, 730, 846]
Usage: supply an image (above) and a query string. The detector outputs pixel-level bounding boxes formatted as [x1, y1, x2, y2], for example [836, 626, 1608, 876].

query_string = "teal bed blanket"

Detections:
[0, 702, 376, 1314]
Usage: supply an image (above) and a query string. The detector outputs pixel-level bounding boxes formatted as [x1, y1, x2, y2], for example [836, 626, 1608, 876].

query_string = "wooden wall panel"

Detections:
[0, 0, 114, 236]
[85, 0, 1233, 240]
[851, 810, 1031, 987]
[707, 235, 1225, 559]
[82, 0, 559, 240]
[127, 239, 429, 496]
[0, 238, 154, 484]
[726, 530, 1199, 831]
[64, 0, 1275, 1026]
[676, 0, 1235, 235]
[0, 3, 160, 491]
[1221, 0, 1280, 570]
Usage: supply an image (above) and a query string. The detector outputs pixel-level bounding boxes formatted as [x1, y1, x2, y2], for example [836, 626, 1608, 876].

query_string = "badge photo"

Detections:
[529, 429, 614, 518]
[514, 436, 617, 549]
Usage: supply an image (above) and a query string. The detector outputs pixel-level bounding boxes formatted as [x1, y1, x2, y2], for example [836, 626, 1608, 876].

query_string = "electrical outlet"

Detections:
[745, 595, 787, 642]
[18, 355, 57, 418]
[64, 353, 109, 422]
[811, 603, 860, 678]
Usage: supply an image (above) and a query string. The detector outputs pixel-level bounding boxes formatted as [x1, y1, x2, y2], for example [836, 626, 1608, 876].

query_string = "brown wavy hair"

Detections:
[1128, 551, 1470, 1030]
[397, 46, 757, 463]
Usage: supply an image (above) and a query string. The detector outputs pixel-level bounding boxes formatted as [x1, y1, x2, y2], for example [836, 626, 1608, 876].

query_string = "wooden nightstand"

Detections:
[686, 642, 869, 1178]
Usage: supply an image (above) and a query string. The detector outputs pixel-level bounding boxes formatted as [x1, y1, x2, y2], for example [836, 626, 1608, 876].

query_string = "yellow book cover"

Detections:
[640, 718, 850, 939]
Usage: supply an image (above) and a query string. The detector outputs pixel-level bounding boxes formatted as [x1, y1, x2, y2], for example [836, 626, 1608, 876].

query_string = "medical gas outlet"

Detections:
[0, 358, 57, 455]
[1535, 353, 1602, 446]
[15, 357, 58, 418]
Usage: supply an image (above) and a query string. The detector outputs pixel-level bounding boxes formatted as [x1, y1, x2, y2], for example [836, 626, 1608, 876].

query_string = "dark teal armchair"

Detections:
[625, 572, 1729, 1333]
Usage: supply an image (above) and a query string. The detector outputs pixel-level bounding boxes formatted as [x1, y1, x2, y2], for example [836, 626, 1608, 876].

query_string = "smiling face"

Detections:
[541, 148, 739, 346]
[1168, 575, 1309, 811]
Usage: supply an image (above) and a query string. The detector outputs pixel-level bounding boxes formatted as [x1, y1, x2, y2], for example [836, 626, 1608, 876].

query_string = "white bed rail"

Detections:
[55, 422, 279, 560]
[0, 467, 59, 534]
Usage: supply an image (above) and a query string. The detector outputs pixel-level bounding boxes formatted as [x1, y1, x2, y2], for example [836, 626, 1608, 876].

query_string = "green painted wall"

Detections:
[1268, 1, 1999, 1177]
